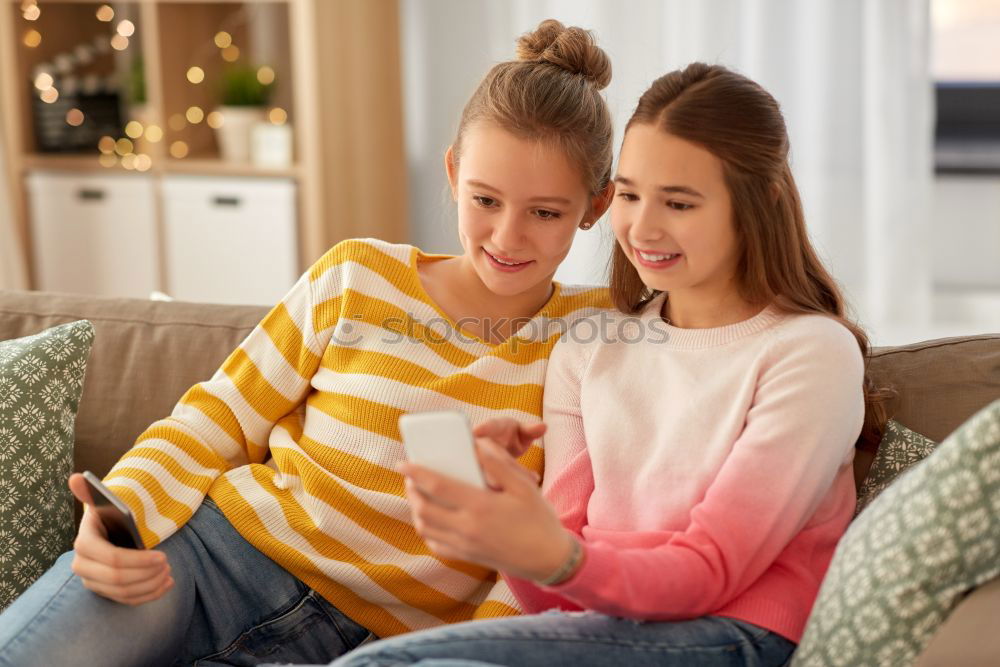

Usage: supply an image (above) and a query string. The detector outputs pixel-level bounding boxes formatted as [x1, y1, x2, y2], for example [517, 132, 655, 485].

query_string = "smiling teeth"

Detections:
[491, 253, 525, 266]
[638, 251, 680, 262]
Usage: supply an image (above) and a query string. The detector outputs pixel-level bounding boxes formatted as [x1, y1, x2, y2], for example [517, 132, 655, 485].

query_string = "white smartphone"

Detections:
[81, 471, 146, 549]
[398, 411, 486, 489]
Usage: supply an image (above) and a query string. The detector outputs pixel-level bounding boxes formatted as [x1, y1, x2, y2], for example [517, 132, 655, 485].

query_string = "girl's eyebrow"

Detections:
[613, 175, 704, 199]
[466, 179, 502, 193]
[466, 179, 572, 205]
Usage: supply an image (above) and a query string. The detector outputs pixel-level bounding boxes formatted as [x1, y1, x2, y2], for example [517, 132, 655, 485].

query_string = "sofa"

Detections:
[1, 288, 998, 665]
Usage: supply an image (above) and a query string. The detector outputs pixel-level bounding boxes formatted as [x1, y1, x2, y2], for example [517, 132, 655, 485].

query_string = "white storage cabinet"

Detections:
[26, 171, 160, 298]
[161, 176, 298, 305]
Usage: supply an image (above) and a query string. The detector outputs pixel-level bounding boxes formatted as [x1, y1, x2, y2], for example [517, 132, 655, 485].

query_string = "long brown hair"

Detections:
[611, 63, 892, 452]
[451, 19, 614, 201]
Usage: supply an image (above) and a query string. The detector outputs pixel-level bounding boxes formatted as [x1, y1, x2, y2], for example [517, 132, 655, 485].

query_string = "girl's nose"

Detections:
[630, 204, 666, 243]
[492, 212, 525, 251]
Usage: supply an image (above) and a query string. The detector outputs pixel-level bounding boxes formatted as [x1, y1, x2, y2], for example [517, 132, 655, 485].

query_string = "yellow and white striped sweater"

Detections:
[103, 238, 611, 637]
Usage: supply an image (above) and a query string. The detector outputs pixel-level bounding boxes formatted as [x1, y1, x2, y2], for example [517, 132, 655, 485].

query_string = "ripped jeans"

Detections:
[270, 610, 796, 667]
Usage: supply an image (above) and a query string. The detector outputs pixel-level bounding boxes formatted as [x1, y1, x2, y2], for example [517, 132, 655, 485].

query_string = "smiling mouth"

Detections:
[633, 248, 683, 268]
[636, 250, 682, 262]
[484, 248, 533, 267]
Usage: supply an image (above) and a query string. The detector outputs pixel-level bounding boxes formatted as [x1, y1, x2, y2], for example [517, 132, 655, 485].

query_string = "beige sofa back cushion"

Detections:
[869, 334, 1000, 442]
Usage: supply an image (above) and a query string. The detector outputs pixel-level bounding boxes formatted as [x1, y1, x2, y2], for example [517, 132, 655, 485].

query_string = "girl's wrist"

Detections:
[534, 534, 584, 587]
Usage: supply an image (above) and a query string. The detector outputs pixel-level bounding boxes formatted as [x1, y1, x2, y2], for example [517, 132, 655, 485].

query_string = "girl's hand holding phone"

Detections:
[400, 436, 575, 583]
[67, 473, 174, 605]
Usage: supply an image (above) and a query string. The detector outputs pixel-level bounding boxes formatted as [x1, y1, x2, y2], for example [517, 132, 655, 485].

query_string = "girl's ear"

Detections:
[580, 181, 615, 229]
[444, 146, 459, 201]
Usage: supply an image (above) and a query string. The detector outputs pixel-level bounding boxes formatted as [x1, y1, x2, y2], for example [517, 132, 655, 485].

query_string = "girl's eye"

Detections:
[473, 195, 497, 208]
[534, 209, 562, 220]
[667, 201, 693, 211]
[616, 192, 638, 202]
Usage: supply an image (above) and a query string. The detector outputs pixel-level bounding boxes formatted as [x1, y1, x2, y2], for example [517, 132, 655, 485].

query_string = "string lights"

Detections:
[169, 141, 189, 159]
[125, 121, 144, 139]
[185, 106, 205, 124]
[114, 138, 133, 156]
[29, 2, 289, 169]
[65, 109, 85, 127]
[256, 66, 275, 85]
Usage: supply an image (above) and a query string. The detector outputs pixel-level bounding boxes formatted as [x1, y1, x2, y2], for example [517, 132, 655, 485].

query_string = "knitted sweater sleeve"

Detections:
[102, 242, 351, 547]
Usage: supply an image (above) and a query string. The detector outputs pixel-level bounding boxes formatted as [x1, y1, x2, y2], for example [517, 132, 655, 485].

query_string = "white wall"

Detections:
[399, 1, 494, 256]
[923, 175, 1000, 338]
[932, 176, 1000, 289]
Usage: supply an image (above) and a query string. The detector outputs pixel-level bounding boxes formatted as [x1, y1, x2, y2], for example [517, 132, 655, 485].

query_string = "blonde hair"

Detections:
[451, 19, 614, 201]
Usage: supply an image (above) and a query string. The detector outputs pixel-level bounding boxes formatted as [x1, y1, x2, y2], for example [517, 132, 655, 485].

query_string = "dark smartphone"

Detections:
[81, 471, 146, 549]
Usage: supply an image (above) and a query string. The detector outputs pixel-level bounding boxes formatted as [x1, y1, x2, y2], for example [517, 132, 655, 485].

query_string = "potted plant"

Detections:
[214, 65, 273, 162]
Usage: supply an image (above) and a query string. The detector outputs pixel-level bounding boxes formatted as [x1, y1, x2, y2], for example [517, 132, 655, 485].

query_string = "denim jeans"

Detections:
[316, 610, 796, 667]
[0, 498, 374, 667]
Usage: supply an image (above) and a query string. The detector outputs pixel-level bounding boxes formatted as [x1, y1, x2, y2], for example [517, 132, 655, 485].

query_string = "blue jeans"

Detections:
[0, 498, 374, 666]
[316, 611, 796, 667]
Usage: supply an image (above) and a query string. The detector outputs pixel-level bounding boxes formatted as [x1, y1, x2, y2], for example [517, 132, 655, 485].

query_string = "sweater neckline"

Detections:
[641, 294, 784, 348]
[407, 246, 564, 348]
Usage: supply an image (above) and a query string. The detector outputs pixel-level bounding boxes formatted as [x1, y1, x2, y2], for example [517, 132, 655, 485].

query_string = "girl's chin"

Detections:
[633, 271, 679, 293]
[481, 276, 533, 297]
[476, 269, 548, 299]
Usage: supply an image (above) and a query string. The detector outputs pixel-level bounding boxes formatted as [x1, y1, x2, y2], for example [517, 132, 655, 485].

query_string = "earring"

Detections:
[579, 222, 593, 230]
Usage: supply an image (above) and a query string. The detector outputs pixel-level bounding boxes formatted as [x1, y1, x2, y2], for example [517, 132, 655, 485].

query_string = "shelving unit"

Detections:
[0, 0, 407, 298]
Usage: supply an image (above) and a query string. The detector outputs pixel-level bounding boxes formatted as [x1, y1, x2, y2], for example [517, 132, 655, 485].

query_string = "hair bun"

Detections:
[515, 19, 612, 90]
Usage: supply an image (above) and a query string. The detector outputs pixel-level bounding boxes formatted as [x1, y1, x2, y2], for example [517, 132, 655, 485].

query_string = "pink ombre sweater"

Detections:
[505, 296, 865, 643]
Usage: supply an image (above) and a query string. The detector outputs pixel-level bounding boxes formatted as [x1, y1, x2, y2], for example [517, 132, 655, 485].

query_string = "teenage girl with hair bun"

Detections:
[0, 20, 618, 666]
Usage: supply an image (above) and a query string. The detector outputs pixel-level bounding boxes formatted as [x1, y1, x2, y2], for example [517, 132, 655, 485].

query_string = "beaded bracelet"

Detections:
[536, 536, 584, 587]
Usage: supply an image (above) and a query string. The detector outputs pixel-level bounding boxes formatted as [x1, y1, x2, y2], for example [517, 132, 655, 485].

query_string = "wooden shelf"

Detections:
[162, 157, 300, 178]
[21, 154, 106, 172]
[20, 152, 301, 179]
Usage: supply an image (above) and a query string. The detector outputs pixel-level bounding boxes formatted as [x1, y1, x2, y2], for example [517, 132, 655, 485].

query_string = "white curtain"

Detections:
[0, 118, 29, 290]
[401, 0, 934, 337]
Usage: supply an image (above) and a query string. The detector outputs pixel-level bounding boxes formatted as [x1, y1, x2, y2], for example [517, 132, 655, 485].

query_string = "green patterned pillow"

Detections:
[855, 420, 938, 517]
[793, 400, 1000, 666]
[0, 320, 95, 610]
